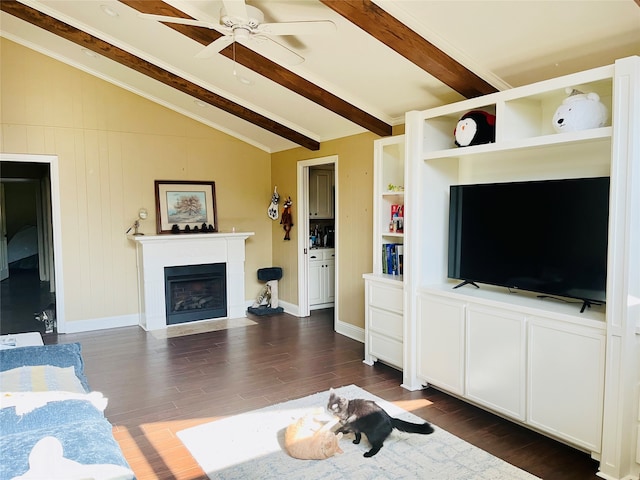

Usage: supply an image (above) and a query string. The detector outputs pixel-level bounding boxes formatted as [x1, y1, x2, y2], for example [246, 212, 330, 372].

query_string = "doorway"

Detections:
[0, 154, 64, 334]
[296, 155, 338, 325]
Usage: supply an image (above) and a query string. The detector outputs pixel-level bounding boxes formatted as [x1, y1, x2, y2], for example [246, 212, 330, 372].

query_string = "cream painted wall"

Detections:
[271, 132, 379, 329]
[1, 39, 271, 328]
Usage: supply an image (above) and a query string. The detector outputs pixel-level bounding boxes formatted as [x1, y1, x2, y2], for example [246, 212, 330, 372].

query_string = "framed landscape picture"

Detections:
[155, 180, 217, 234]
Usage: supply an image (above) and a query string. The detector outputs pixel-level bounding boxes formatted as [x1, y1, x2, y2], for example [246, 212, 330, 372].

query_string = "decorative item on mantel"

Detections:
[155, 180, 218, 234]
[170, 223, 216, 234]
[126, 208, 148, 236]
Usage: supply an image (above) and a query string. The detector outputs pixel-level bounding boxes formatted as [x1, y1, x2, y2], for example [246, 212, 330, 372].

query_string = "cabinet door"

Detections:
[417, 293, 465, 395]
[528, 317, 605, 452]
[324, 259, 335, 303]
[466, 305, 526, 420]
[308, 259, 323, 305]
[309, 170, 333, 219]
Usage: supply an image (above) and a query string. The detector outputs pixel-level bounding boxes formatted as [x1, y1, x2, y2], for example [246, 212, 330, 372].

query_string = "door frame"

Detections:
[296, 155, 338, 321]
[0, 153, 65, 332]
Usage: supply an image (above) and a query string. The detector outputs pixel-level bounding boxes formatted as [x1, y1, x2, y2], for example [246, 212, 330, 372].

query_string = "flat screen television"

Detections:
[448, 176, 610, 311]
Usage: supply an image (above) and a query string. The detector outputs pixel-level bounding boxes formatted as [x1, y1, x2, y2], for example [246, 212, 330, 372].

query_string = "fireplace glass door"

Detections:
[164, 263, 227, 325]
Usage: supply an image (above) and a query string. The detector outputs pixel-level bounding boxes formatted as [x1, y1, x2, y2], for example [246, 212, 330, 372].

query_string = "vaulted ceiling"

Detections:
[2, 0, 639, 152]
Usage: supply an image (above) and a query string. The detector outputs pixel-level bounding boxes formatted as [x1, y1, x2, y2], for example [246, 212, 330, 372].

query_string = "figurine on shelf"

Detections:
[171, 224, 180, 234]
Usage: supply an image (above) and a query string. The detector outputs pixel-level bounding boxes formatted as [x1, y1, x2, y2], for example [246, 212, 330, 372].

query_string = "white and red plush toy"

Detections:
[552, 88, 608, 133]
[454, 110, 496, 147]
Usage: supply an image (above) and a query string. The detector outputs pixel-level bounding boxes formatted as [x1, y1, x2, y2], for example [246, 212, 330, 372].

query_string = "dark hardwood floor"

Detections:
[45, 309, 600, 480]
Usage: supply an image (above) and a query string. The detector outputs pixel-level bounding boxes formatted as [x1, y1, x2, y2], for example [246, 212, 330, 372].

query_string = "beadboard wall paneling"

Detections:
[1, 38, 271, 328]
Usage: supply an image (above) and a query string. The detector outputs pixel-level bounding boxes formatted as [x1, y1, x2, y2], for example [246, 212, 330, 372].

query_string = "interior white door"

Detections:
[297, 155, 337, 318]
[0, 184, 8, 281]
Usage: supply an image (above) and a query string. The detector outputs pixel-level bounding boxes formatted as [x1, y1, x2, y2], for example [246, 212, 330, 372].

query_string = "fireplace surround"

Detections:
[132, 232, 254, 331]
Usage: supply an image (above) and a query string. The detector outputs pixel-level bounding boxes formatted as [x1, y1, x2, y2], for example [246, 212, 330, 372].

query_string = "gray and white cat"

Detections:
[34, 303, 56, 333]
[327, 388, 434, 457]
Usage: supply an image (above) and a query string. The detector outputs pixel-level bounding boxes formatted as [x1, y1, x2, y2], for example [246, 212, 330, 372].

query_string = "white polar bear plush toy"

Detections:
[552, 88, 608, 133]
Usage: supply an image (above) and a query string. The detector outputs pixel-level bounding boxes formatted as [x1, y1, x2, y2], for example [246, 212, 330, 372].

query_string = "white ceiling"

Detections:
[2, 0, 639, 153]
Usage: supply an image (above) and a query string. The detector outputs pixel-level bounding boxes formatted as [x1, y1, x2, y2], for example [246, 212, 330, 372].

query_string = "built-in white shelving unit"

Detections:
[363, 135, 405, 370]
[402, 56, 639, 480]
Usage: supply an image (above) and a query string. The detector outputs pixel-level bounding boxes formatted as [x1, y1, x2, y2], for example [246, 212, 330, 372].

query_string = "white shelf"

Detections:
[423, 127, 612, 161]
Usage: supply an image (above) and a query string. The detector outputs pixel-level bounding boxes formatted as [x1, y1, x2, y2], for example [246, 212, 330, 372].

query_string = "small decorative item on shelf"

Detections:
[391, 204, 404, 233]
[171, 224, 180, 234]
[552, 88, 608, 133]
[387, 183, 404, 192]
[208, 224, 215, 232]
[454, 110, 496, 147]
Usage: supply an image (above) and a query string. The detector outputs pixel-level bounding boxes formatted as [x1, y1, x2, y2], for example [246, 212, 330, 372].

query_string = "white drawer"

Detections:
[369, 332, 403, 368]
[368, 283, 403, 312]
[322, 249, 335, 260]
[369, 307, 403, 340]
[309, 249, 334, 261]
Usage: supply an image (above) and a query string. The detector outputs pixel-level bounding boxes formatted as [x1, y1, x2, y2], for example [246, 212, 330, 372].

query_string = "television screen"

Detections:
[448, 177, 610, 307]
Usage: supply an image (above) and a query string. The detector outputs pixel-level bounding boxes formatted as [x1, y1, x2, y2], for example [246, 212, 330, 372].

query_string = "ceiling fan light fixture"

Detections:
[233, 27, 251, 43]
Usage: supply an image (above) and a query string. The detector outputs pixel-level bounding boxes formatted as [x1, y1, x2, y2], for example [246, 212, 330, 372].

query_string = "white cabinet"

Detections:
[309, 168, 334, 219]
[466, 305, 526, 421]
[363, 135, 406, 374]
[528, 316, 605, 452]
[309, 249, 334, 308]
[416, 292, 465, 395]
[417, 288, 605, 450]
[363, 276, 403, 369]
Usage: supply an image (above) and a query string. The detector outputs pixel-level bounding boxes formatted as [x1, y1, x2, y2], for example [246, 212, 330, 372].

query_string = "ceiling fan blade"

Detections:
[243, 35, 304, 66]
[137, 13, 216, 29]
[256, 20, 336, 36]
[195, 36, 234, 59]
[221, 0, 249, 22]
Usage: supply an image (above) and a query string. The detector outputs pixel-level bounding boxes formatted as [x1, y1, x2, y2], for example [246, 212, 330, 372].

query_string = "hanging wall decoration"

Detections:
[281, 197, 294, 240]
[268, 186, 280, 220]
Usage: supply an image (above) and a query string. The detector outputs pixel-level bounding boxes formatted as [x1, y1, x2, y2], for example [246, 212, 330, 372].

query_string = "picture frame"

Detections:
[155, 180, 217, 234]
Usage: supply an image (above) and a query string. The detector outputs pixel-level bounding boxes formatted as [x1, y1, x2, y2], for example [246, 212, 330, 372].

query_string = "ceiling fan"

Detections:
[139, 0, 336, 66]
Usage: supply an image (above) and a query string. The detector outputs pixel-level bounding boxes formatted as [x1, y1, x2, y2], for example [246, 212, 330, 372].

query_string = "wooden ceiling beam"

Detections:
[120, 0, 392, 137]
[320, 0, 498, 98]
[1, 0, 320, 150]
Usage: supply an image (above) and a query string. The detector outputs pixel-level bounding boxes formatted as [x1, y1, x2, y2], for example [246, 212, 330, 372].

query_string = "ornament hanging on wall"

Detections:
[281, 197, 294, 240]
[268, 186, 280, 220]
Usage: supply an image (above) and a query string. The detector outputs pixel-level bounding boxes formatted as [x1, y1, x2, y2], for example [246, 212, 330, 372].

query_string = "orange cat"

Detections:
[284, 412, 343, 460]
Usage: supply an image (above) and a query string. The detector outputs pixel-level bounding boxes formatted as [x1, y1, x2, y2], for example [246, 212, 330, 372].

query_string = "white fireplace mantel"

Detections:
[131, 232, 254, 331]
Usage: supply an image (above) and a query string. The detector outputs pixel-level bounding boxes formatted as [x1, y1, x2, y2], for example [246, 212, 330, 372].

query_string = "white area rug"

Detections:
[177, 384, 540, 480]
[150, 317, 257, 339]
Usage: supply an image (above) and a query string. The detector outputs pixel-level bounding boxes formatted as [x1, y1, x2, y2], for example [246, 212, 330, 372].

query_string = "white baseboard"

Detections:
[278, 299, 300, 317]
[335, 319, 364, 343]
[61, 314, 139, 333]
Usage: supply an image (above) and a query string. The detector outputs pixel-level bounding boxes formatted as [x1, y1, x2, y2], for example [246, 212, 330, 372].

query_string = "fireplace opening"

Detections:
[164, 263, 227, 325]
